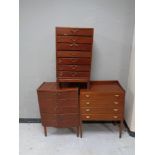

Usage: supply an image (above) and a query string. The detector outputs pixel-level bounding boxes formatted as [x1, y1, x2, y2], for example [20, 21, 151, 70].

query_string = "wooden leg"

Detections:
[76, 126, 79, 137]
[79, 123, 83, 138]
[119, 120, 123, 138]
[44, 126, 47, 137]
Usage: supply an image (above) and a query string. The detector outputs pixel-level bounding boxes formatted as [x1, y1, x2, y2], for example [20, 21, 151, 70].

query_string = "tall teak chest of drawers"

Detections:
[37, 82, 80, 137]
[80, 81, 125, 138]
[56, 27, 94, 88]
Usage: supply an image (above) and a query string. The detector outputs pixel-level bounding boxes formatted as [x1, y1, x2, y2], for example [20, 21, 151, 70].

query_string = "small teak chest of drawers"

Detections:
[37, 82, 80, 137]
[56, 27, 94, 88]
[80, 81, 125, 138]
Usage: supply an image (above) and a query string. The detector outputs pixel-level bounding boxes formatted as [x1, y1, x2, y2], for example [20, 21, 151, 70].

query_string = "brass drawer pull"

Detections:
[114, 94, 120, 97]
[72, 39, 76, 42]
[85, 94, 90, 98]
[86, 102, 90, 105]
[71, 29, 79, 33]
[86, 109, 90, 112]
[114, 101, 119, 105]
[69, 44, 73, 47]
[86, 116, 90, 119]
[113, 116, 118, 119]
[72, 65, 77, 70]
[113, 109, 118, 112]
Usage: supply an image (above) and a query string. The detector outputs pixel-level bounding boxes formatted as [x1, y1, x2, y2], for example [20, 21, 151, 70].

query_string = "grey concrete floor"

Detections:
[19, 123, 134, 155]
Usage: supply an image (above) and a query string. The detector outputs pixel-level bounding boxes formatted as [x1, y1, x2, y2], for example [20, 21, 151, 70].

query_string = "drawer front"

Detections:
[41, 114, 79, 127]
[81, 107, 122, 114]
[56, 28, 93, 36]
[57, 43, 92, 51]
[57, 58, 91, 65]
[38, 92, 57, 113]
[58, 65, 90, 71]
[41, 113, 57, 126]
[81, 114, 122, 121]
[80, 100, 123, 108]
[57, 114, 79, 127]
[56, 91, 78, 99]
[56, 36, 93, 44]
[80, 93, 124, 100]
[57, 51, 91, 58]
[58, 71, 89, 78]
[57, 98, 78, 107]
[55, 107, 78, 114]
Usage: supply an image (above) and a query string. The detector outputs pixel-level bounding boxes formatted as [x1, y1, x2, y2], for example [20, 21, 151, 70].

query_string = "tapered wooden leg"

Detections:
[76, 126, 79, 137]
[119, 120, 123, 138]
[44, 126, 47, 137]
[79, 124, 83, 138]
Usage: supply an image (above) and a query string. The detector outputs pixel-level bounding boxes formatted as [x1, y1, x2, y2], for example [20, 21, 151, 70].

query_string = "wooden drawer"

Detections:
[41, 113, 57, 126]
[57, 43, 92, 51]
[55, 107, 78, 114]
[57, 51, 91, 58]
[56, 27, 93, 36]
[41, 113, 79, 127]
[81, 114, 122, 121]
[80, 100, 122, 108]
[57, 58, 91, 65]
[58, 71, 89, 78]
[56, 36, 93, 44]
[80, 93, 124, 100]
[56, 91, 78, 99]
[57, 98, 78, 107]
[81, 107, 122, 114]
[58, 65, 90, 71]
[56, 114, 79, 127]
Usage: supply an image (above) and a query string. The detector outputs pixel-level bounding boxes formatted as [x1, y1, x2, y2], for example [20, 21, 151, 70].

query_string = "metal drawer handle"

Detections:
[69, 44, 73, 47]
[85, 94, 90, 98]
[114, 101, 119, 105]
[72, 39, 76, 42]
[113, 116, 118, 119]
[63, 33, 67, 35]
[86, 116, 90, 119]
[86, 102, 90, 105]
[115, 94, 119, 97]
[72, 65, 77, 70]
[113, 109, 118, 112]
[71, 29, 79, 33]
[86, 109, 90, 112]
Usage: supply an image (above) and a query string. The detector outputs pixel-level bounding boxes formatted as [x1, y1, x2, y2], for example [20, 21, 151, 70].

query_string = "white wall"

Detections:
[20, 0, 135, 118]
[125, 33, 135, 132]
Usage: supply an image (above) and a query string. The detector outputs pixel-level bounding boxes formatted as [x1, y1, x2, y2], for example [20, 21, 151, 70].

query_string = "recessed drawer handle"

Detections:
[86, 109, 90, 112]
[86, 102, 90, 105]
[114, 101, 119, 105]
[113, 116, 118, 119]
[86, 116, 90, 119]
[114, 94, 120, 97]
[113, 109, 118, 112]
[85, 94, 90, 98]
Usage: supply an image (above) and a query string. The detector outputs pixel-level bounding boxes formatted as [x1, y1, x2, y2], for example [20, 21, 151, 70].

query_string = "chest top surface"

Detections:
[80, 81, 125, 94]
[37, 82, 78, 92]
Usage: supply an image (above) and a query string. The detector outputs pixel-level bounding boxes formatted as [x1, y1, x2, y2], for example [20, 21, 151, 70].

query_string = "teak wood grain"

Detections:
[37, 82, 80, 137]
[56, 27, 94, 88]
